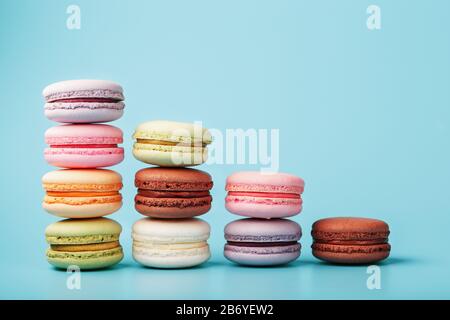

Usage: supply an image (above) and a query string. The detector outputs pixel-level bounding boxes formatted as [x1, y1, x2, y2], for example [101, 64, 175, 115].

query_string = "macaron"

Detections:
[45, 218, 124, 270]
[132, 120, 212, 167]
[43, 79, 124, 123]
[134, 167, 213, 218]
[44, 124, 124, 168]
[311, 217, 391, 264]
[42, 169, 122, 218]
[132, 218, 211, 268]
[224, 218, 302, 266]
[225, 171, 304, 219]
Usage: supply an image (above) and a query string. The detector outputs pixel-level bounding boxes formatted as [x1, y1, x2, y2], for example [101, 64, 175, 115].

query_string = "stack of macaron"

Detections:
[42, 79, 125, 270]
[131, 120, 213, 268]
[224, 171, 305, 266]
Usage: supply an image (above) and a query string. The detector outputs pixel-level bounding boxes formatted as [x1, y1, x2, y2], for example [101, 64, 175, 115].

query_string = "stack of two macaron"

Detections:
[131, 120, 214, 268]
[42, 80, 126, 270]
[224, 171, 305, 266]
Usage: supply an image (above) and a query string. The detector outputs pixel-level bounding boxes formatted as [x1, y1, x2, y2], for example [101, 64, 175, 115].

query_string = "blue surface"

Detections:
[0, 0, 449, 299]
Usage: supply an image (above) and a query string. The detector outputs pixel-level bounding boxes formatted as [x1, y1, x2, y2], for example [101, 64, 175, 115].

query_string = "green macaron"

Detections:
[45, 218, 124, 270]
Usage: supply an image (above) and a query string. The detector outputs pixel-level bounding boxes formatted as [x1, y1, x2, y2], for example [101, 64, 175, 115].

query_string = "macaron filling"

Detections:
[137, 189, 211, 198]
[49, 144, 119, 149]
[227, 191, 300, 199]
[136, 139, 208, 147]
[226, 183, 304, 195]
[50, 241, 120, 252]
[226, 241, 298, 247]
[45, 89, 124, 102]
[46, 234, 119, 244]
[52, 98, 122, 103]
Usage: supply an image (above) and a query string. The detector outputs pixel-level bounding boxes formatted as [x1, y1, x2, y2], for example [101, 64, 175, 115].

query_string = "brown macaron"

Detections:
[311, 217, 391, 264]
[134, 167, 213, 218]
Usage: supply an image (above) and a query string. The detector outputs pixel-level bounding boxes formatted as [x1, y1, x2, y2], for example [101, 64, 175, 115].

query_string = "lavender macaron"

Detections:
[43, 79, 125, 123]
[224, 218, 301, 266]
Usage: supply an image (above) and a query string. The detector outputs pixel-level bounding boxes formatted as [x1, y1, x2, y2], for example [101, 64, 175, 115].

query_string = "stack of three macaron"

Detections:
[130, 120, 214, 268]
[42, 80, 126, 270]
[224, 171, 305, 266]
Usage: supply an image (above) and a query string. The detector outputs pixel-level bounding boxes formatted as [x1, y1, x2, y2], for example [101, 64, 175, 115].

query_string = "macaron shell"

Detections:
[43, 79, 124, 102]
[224, 244, 300, 266]
[132, 218, 210, 242]
[132, 243, 210, 268]
[312, 217, 390, 239]
[45, 124, 123, 143]
[224, 218, 302, 242]
[42, 169, 122, 187]
[135, 199, 211, 218]
[133, 120, 212, 144]
[45, 217, 122, 240]
[312, 243, 391, 264]
[135, 167, 213, 189]
[225, 198, 302, 219]
[46, 247, 123, 270]
[45, 103, 124, 123]
[226, 171, 305, 194]
[44, 148, 124, 168]
[43, 201, 122, 219]
[132, 144, 208, 167]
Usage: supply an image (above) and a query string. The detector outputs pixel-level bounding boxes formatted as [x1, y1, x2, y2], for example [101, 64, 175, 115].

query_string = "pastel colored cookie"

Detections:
[225, 171, 304, 219]
[43, 79, 124, 123]
[134, 167, 213, 218]
[224, 218, 301, 266]
[311, 217, 391, 264]
[132, 218, 211, 268]
[45, 217, 123, 270]
[42, 169, 122, 218]
[132, 120, 212, 167]
[44, 124, 124, 168]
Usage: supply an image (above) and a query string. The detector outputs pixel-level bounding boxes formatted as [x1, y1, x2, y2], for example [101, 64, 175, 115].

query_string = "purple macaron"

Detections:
[43, 79, 125, 123]
[224, 218, 302, 266]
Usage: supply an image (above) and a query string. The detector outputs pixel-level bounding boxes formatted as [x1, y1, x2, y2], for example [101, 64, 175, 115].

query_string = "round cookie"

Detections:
[132, 218, 211, 268]
[42, 169, 122, 218]
[225, 171, 304, 219]
[43, 79, 124, 123]
[134, 167, 213, 218]
[311, 217, 391, 264]
[132, 120, 212, 167]
[45, 218, 124, 270]
[224, 218, 302, 266]
[44, 124, 124, 168]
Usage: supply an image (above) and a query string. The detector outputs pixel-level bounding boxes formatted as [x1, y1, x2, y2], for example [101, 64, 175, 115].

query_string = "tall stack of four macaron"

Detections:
[42, 80, 125, 270]
[224, 171, 305, 266]
[131, 120, 213, 268]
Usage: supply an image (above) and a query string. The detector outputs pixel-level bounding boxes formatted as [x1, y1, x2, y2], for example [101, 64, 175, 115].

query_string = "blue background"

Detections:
[1, 0, 449, 299]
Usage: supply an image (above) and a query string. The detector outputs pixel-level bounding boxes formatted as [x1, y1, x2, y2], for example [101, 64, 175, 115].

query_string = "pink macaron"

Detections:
[225, 171, 304, 219]
[43, 79, 124, 123]
[45, 124, 124, 168]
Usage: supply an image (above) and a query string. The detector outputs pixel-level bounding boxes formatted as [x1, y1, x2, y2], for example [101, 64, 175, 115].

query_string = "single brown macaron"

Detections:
[134, 167, 213, 218]
[311, 217, 391, 264]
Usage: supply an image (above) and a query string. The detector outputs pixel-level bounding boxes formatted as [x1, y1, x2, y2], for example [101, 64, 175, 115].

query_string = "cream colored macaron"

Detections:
[132, 120, 212, 167]
[132, 218, 211, 268]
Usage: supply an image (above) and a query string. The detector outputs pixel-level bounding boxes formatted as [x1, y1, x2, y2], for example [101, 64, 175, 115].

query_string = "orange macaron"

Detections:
[42, 169, 123, 218]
